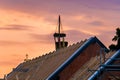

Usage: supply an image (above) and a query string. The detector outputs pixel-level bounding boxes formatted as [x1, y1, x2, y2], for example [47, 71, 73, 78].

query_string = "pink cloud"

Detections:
[0, 24, 32, 31]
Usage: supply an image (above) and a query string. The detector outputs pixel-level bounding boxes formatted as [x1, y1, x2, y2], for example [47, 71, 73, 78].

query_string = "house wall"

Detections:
[58, 42, 103, 80]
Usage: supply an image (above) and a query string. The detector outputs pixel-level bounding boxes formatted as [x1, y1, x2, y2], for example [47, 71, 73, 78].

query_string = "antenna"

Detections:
[53, 15, 68, 50]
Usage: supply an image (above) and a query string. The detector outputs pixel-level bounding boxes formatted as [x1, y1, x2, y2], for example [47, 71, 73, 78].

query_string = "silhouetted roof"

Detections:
[7, 36, 109, 80]
[7, 37, 86, 80]
[47, 36, 109, 79]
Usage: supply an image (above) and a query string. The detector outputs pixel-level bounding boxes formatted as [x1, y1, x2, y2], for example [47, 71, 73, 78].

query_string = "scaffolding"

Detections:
[88, 49, 120, 80]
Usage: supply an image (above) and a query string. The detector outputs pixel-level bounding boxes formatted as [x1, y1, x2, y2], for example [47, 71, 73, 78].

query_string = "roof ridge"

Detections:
[22, 39, 87, 65]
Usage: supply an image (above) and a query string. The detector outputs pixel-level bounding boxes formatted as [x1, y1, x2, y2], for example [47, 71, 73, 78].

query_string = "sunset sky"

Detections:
[0, 0, 120, 78]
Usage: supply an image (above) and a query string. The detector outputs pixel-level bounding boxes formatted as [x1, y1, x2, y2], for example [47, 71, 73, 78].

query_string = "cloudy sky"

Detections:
[0, 0, 120, 78]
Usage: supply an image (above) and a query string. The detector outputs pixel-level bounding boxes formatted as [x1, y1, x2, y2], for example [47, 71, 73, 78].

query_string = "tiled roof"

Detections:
[7, 36, 110, 80]
[7, 39, 86, 80]
[47, 36, 108, 79]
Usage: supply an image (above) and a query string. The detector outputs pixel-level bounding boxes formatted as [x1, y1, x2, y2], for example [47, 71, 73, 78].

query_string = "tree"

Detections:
[109, 44, 116, 51]
[109, 28, 120, 50]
